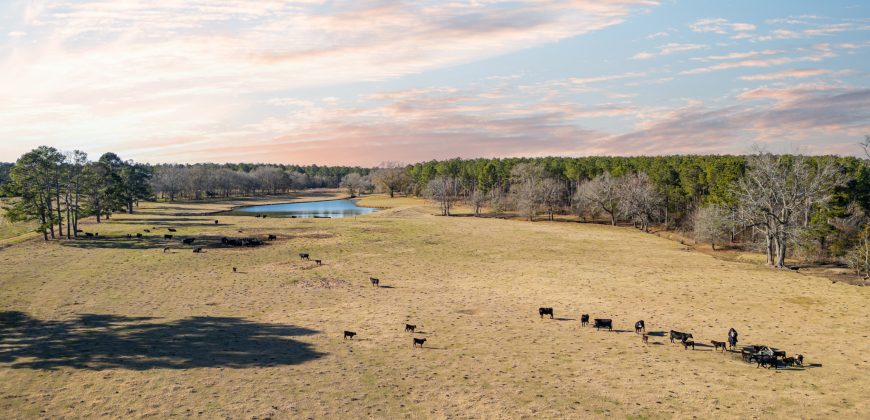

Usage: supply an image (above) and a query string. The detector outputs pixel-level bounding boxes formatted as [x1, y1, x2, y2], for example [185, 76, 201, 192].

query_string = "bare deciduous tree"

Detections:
[371, 162, 409, 198]
[575, 172, 621, 225]
[510, 163, 546, 221]
[618, 172, 663, 232]
[693, 204, 730, 250]
[426, 176, 459, 216]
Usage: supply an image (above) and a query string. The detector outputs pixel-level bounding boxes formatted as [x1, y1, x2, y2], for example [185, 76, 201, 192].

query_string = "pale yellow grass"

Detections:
[0, 194, 868, 419]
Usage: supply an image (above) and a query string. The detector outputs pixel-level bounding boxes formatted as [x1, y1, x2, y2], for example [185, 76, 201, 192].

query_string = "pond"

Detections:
[228, 199, 377, 219]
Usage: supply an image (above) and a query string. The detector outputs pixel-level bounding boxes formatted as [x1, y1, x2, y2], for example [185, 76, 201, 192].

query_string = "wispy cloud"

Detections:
[632, 42, 706, 59]
[739, 68, 830, 81]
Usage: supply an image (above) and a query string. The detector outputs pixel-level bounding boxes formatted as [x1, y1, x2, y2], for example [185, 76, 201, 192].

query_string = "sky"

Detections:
[0, 0, 868, 166]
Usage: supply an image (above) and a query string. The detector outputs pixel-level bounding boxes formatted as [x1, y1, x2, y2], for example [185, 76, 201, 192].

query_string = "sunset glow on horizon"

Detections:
[1, 0, 868, 165]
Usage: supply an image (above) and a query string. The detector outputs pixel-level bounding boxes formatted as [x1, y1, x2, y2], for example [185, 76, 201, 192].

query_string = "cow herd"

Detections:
[539, 307, 805, 370]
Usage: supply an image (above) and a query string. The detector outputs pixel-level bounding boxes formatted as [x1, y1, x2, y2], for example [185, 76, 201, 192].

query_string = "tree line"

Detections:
[408, 151, 869, 274]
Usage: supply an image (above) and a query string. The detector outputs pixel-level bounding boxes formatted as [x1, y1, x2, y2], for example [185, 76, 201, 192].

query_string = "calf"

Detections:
[594, 319, 613, 331]
[267, 234, 277, 240]
[164, 234, 173, 240]
[182, 238, 195, 245]
[642, 334, 649, 345]
[299, 253, 310, 261]
[369, 277, 380, 287]
[711, 340, 727, 352]
[635, 320, 646, 333]
[538, 307, 554, 319]
[413, 337, 427, 348]
[343, 331, 357, 340]
[405, 324, 416, 333]
[669, 330, 693, 343]
[314, 259, 322, 266]
[192, 247, 203, 253]
[783, 357, 796, 367]
[682, 340, 695, 350]
[580, 314, 590, 327]
[168, 228, 177, 232]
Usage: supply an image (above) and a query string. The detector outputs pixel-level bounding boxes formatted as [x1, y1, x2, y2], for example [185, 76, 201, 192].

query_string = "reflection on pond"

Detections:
[228, 199, 377, 218]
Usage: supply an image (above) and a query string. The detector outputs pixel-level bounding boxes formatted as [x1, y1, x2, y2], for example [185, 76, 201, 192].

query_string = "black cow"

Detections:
[192, 247, 203, 253]
[405, 324, 416, 333]
[136, 233, 142, 238]
[144, 229, 151, 233]
[795, 354, 804, 366]
[369, 277, 380, 287]
[314, 259, 322, 266]
[232, 267, 237, 273]
[728, 328, 739, 349]
[580, 314, 590, 327]
[711, 340, 727, 352]
[126, 234, 132, 239]
[182, 238, 195, 245]
[214, 220, 219, 224]
[343, 331, 357, 340]
[164, 234, 173, 240]
[168, 228, 177, 232]
[635, 320, 646, 333]
[413, 338, 427, 348]
[538, 307, 554, 319]
[757, 355, 778, 369]
[299, 253, 310, 261]
[682, 340, 695, 350]
[267, 234, 277, 240]
[594, 319, 613, 331]
[85, 232, 94, 237]
[669, 330, 693, 343]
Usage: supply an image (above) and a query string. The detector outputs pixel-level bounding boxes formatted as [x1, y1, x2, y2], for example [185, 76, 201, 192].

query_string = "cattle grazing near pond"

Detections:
[757, 355, 778, 369]
[369, 277, 380, 287]
[712, 341, 727, 352]
[580, 314, 590, 327]
[670, 330, 693, 343]
[233, 267, 237, 273]
[405, 324, 416, 333]
[538, 307, 554, 319]
[214, 220, 219, 224]
[343, 331, 356, 340]
[299, 253, 310, 261]
[182, 238, 195, 245]
[594, 319, 613, 331]
[144, 229, 150, 233]
[682, 340, 695, 350]
[126, 234, 132, 239]
[635, 320, 645, 333]
[164, 234, 173, 240]
[413, 338, 427, 348]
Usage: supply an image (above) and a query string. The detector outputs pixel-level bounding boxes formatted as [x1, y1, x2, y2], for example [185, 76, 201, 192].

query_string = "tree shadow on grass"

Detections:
[0, 312, 324, 370]
[60, 235, 270, 251]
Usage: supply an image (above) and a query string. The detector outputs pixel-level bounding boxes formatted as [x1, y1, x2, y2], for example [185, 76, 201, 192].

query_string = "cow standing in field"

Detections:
[413, 338, 427, 348]
[682, 340, 695, 350]
[538, 307, 554, 319]
[369, 277, 380, 287]
[168, 228, 177, 232]
[594, 319, 613, 331]
[182, 238, 195, 245]
[299, 253, 310, 261]
[164, 234, 173, 240]
[728, 328, 739, 350]
[268, 234, 277, 240]
[214, 220, 219, 224]
[314, 259, 322, 266]
[343, 331, 357, 340]
[711, 341, 727, 352]
[580, 314, 590, 327]
[635, 320, 646, 333]
[669, 330, 693, 343]
[405, 324, 416, 333]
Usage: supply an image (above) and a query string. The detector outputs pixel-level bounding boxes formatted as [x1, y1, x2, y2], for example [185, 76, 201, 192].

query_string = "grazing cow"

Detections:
[757, 355, 778, 369]
[163, 247, 170, 253]
[144, 229, 151, 233]
[635, 320, 646, 333]
[164, 234, 173, 240]
[405, 324, 416, 333]
[192, 247, 203, 253]
[168, 228, 177, 232]
[299, 253, 310, 261]
[413, 338, 427, 348]
[728, 328, 739, 349]
[75, 229, 84, 233]
[369, 277, 380, 287]
[182, 238, 195, 245]
[314, 259, 322, 266]
[538, 307, 554, 319]
[85, 232, 94, 237]
[233, 267, 237, 273]
[136, 233, 142, 238]
[126, 234, 132, 239]
[642, 334, 649, 345]
[580, 314, 590, 327]
[343, 331, 357, 340]
[682, 340, 695, 350]
[214, 220, 219, 224]
[783, 357, 796, 367]
[267, 234, 277, 240]
[594, 319, 613, 331]
[711, 341, 727, 352]
[795, 354, 804, 366]
[669, 330, 693, 343]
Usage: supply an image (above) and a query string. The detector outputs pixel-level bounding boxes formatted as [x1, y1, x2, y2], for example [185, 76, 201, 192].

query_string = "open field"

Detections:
[1, 194, 869, 418]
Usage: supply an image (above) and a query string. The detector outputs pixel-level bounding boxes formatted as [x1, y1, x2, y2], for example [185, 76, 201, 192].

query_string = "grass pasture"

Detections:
[0, 194, 868, 418]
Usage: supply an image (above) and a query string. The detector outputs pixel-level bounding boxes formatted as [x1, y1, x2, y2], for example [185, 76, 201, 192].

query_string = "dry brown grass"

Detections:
[0, 194, 868, 419]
